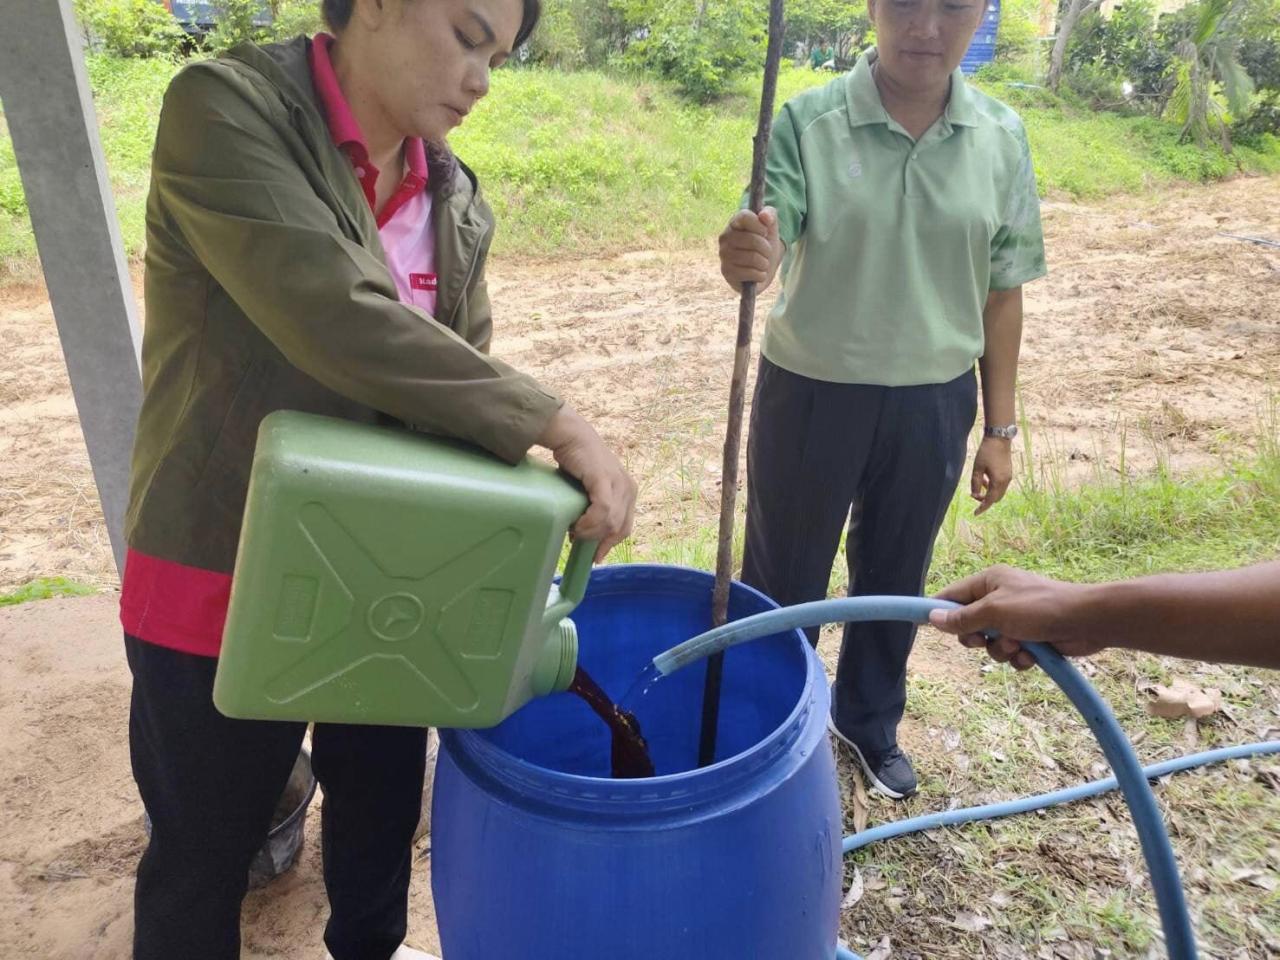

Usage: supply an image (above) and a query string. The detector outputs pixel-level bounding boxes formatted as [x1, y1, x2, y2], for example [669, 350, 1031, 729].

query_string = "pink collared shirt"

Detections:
[310, 32, 438, 316]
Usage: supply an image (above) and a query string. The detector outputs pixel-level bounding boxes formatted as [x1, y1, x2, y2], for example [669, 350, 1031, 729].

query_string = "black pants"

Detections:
[126, 634, 427, 960]
[741, 358, 977, 754]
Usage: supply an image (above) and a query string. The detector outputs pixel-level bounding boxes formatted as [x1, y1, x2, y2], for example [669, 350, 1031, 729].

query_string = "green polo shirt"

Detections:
[758, 50, 1047, 386]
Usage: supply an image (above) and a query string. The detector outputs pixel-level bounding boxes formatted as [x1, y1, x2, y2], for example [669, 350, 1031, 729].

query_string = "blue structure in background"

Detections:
[162, 1, 271, 34]
[961, 0, 1002, 74]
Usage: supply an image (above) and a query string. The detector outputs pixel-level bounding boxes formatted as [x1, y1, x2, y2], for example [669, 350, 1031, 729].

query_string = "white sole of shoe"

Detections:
[825, 713, 907, 800]
[392, 947, 441, 960]
[328, 945, 440, 960]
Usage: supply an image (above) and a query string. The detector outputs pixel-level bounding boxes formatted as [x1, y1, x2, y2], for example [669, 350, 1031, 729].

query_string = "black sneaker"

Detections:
[826, 715, 918, 800]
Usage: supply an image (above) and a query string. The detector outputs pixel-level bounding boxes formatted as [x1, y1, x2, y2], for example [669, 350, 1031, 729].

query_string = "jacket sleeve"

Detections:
[463, 243, 495, 354]
[151, 61, 559, 464]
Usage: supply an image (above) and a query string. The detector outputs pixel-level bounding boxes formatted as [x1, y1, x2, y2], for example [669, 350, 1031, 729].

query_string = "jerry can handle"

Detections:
[544, 536, 597, 625]
[560, 536, 596, 603]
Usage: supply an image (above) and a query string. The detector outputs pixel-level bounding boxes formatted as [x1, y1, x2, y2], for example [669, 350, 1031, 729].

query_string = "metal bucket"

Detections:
[142, 747, 317, 888]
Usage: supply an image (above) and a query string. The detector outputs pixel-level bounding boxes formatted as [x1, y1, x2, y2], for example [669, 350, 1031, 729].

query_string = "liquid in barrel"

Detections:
[568, 667, 656, 779]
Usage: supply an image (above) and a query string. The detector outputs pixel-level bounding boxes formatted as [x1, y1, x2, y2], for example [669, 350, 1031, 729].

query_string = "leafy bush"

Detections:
[783, 0, 870, 61]
[994, 0, 1042, 67]
[1063, 60, 1133, 110]
[3, 51, 1279, 274]
[996, 13, 1040, 65]
[204, 0, 272, 52]
[1068, 0, 1172, 107]
[73, 0, 185, 58]
[616, 0, 767, 101]
[1239, 37, 1280, 90]
[268, 0, 325, 40]
[1235, 93, 1280, 138]
[524, 0, 631, 69]
[974, 59, 1044, 87]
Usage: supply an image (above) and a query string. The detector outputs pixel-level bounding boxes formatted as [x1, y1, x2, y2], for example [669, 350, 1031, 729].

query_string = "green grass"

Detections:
[817, 410, 1280, 957]
[577, 405, 1280, 954]
[619, 401, 1280, 597]
[2, 56, 1278, 274]
[931, 399, 1280, 587]
[0, 54, 178, 274]
[0, 577, 98, 606]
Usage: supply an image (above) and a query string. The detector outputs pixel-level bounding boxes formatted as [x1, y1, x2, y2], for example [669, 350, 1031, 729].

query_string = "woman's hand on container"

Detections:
[719, 207, 784, 293]
[970, 437, 1013, 515]
[929, 566, 1107, 670]
[538, 407, 637, 562]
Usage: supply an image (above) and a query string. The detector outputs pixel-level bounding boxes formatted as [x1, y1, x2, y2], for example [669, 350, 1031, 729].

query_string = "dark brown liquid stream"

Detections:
[568, 667, 656, 779]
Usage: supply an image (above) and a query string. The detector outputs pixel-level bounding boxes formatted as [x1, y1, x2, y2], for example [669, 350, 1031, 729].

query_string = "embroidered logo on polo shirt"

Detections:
[847, 158, 863, 179]
[409, 273, 438, 292]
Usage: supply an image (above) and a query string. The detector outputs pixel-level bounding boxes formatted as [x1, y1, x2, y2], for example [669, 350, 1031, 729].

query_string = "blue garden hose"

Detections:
[655, 596, 1280, 960]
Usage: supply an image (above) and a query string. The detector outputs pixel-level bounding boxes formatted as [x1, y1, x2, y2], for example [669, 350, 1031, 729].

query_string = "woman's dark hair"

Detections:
[322, 0, 542, 48]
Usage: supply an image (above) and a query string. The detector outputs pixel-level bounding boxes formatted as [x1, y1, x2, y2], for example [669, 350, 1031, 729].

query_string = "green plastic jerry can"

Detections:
[212, 410, 594, 729]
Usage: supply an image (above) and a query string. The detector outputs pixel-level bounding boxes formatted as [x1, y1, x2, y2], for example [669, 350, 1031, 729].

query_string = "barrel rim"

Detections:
[439, 564, 830, 821]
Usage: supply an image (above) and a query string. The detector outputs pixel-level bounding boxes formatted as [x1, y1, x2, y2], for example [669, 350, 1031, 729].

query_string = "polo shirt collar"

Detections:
[947, 64, 979, 128]
[844, 48, 979, 133]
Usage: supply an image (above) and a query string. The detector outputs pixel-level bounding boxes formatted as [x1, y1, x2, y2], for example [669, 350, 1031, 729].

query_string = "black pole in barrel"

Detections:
[698, 0, 788, 769]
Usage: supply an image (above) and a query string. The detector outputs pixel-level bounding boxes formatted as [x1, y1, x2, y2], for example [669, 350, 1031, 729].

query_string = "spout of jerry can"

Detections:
[532, 617, 578, 696]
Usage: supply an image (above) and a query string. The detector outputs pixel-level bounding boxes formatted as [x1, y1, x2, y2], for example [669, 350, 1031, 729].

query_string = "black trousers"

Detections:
[126, 634, 428, 960]
[741, 358, 977, 754]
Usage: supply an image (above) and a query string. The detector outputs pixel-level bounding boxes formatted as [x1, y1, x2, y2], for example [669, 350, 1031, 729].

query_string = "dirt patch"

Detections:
[0, 595, 440, 959]
[1, 177, 1278, 956]
[3, 177, 1277, 591]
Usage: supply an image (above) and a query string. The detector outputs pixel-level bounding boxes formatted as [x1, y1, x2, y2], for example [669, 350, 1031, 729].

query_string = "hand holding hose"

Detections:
[931, 560, 1280, 670]
[930, 566, 1105, 670]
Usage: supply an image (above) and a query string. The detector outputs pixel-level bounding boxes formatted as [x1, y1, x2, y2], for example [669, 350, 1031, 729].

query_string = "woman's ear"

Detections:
[352, 0, 391, 31]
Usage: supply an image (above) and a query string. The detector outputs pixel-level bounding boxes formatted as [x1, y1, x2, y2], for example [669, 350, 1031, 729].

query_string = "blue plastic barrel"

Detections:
[961, 0, 1001, 74]
[432, 565, 843, 959]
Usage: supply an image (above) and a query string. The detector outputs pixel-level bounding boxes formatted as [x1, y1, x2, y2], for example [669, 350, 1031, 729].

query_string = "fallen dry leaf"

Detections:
[842, 866, 865, 909]
[852, 769, 871, 835]
[866, 935, 892, 960]
[952, 909, 994, 932]
[1229, 868, 1279, 891]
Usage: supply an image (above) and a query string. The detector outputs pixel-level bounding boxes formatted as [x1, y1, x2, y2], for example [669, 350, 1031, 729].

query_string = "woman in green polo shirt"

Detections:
[719, 0, 1047, 799]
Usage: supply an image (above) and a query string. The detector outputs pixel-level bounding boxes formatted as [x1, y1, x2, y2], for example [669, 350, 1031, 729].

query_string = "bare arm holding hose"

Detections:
[929, 562, 1280, 670]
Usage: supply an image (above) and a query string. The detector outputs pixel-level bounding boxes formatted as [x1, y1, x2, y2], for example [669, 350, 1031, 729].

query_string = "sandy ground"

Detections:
[1, 175, 1278, 956]
[0, 594, 441, 959]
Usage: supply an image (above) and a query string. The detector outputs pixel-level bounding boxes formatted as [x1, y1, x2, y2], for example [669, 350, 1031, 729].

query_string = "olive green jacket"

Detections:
[125, 37, 561, 574]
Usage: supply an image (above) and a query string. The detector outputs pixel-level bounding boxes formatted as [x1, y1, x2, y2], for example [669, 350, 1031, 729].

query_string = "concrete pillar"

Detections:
[0, 0, 144, 580]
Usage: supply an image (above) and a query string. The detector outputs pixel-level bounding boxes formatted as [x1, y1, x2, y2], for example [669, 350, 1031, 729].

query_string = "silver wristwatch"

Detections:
[983, 424, 1018, 440]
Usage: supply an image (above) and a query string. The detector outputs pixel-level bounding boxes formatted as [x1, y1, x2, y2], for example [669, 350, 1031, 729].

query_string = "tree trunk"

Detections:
[694, 0, 710, 32]
[1047, 0, 1101, 91]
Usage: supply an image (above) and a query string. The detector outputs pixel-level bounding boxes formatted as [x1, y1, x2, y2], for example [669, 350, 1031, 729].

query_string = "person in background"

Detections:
[930, 561, 1280, 670]
[718, 0, 1046, 800]
[121, 1, 635, 958]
